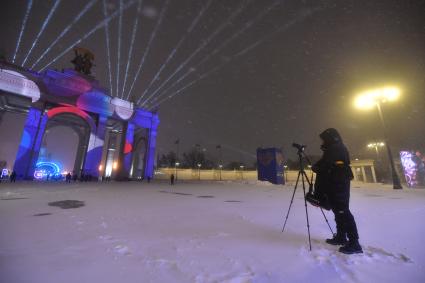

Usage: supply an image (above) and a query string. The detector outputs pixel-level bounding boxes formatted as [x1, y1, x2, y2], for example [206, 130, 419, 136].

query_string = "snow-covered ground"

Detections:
[0, 180, 424, 283]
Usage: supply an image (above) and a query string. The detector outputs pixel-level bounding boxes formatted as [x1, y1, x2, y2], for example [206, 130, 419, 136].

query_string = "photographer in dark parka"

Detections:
[312, 128, 363, 254]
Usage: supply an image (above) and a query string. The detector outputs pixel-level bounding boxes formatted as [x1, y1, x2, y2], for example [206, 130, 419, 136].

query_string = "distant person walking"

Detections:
[66, 172, 72, 183]
[10, 171, 16, 183]
[170, 174, 175, 185]
[312, 128, 362, 254]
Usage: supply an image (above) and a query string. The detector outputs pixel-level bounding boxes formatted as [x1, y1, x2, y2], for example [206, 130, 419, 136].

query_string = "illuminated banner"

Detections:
[257, 148, 285, 185]
[0, 69, 40, 102]
[400, 151, 425, 187]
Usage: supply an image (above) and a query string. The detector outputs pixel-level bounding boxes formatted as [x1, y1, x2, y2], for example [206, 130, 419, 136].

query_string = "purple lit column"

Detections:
[13, 107, 48, 179]
[123, 122, 135, 178]
[144, 115, 159, 179]
[83, 115, 107, 178]
[116, 122, 135, 180]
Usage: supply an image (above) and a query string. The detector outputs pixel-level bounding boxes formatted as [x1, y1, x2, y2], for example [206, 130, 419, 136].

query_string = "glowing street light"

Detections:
[354, 86, 402, 189]
[197, 163, 201, 180]
[284, 165, 288, 183]
[175, 162, 180, 181]
[354, 87, 400, 110]
[367, 142, 385, 161]
[218, 164, 223, 181]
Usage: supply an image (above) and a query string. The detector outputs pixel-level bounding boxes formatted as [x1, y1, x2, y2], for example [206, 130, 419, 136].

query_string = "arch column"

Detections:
[371, 165, 377, 183]
[351, 167, 358, 181]
[144, 117, 159, 179]
[361, 166, 367, 182]
[13, 107, 48, 179]
[130, 137, 146, 179]
[72, 126, 90, 177]
[83, 115, 107, 177]
[116, 122, 135, 180]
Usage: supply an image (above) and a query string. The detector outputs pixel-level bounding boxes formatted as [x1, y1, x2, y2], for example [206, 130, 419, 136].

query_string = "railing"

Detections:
[154, 167, 316, 182]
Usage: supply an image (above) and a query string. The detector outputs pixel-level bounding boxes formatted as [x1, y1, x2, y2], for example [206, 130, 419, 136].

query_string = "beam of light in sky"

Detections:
[147, 7, 321, 109]
[233, 7, 322, 57]
[13, 0, 33, 64]
[138, 0, 251, 106]
[148, 0, 282, 106]
[21, 0, 62, 67]
[147, 61, 224, 110]
[125, 0, 170, 101]
[39, 0, 137, 72]
[120, 0, 143, 98]
[102, 0, 113, 96]
[30, 0, 98, 69]
[136, 0, 213, 103]
[115, 0, 123, 98]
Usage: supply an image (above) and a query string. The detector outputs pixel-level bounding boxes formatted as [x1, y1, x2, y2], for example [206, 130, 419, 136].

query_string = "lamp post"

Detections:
[175, 162, 180, 181]
[197, 163, 201, 180]
[240, 165, 244, 180]
[367, 142, 385, 161]
[218, 164, 223, 181]
[284, 165, 288, 183]
[354, 86, 403, 189]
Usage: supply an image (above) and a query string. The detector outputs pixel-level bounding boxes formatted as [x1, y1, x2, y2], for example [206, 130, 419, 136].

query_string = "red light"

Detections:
[124, 141, 132, 154]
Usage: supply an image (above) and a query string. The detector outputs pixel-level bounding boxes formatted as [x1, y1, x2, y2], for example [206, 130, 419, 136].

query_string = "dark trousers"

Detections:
[329, 185, 359, 241]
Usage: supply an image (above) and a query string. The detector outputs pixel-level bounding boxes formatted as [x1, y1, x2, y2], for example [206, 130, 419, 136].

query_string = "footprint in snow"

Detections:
[301, 240, 413, 281]
[114, 244, 131, 256]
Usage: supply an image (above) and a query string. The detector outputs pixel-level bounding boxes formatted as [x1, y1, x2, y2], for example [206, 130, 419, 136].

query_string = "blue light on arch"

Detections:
[34, 161, 61, 180]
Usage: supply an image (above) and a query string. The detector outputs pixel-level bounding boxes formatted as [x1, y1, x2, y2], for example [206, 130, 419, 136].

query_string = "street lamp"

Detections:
[354, 86, 402, 189]
[197, 163, 201, 180]
[218, 164, 223, 181]
[367, 142, 385, 161]
[284, 165, 288, 183]
[175, 162, 180, 181]
[240, 165, 244, 180]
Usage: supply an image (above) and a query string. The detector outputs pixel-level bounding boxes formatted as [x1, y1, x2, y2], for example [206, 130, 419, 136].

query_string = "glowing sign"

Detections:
[1, 169, 9, 178]
[34, 161, 61, 180]
[0, 69, 40, 102]
[400, 151, 425, 187]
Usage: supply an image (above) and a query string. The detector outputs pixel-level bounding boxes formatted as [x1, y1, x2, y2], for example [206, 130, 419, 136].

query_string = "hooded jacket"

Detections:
[312, 128, 354, 195]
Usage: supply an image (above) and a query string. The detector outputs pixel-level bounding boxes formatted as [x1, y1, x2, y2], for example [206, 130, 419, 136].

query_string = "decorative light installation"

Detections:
[400, 151, 425, 187]
[33, 161, 61, 180]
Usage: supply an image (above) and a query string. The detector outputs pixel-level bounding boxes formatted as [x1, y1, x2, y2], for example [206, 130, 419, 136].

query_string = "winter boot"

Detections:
[326, 233, 348, 246]
[339, 240, 363, 254]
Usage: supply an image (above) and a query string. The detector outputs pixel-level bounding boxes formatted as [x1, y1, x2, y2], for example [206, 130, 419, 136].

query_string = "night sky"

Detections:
[1, 0, 424, 166]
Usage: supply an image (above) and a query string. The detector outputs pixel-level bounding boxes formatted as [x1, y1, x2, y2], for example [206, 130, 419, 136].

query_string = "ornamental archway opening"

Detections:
[36, 113, 91, 180]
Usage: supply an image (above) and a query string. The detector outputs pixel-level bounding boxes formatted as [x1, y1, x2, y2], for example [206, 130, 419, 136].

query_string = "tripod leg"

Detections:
[320, 208, 334, 235]
[282, 171, 301, 232]
[301, 171, 312, 251]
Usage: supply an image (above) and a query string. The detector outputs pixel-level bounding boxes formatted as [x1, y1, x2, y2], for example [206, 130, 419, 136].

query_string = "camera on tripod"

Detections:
[282, 142, 334, 251]
[292, 143, 306, 152]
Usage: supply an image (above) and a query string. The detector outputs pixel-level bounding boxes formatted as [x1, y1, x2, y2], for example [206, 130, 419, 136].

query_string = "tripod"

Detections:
[282, 145, 334, 251]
